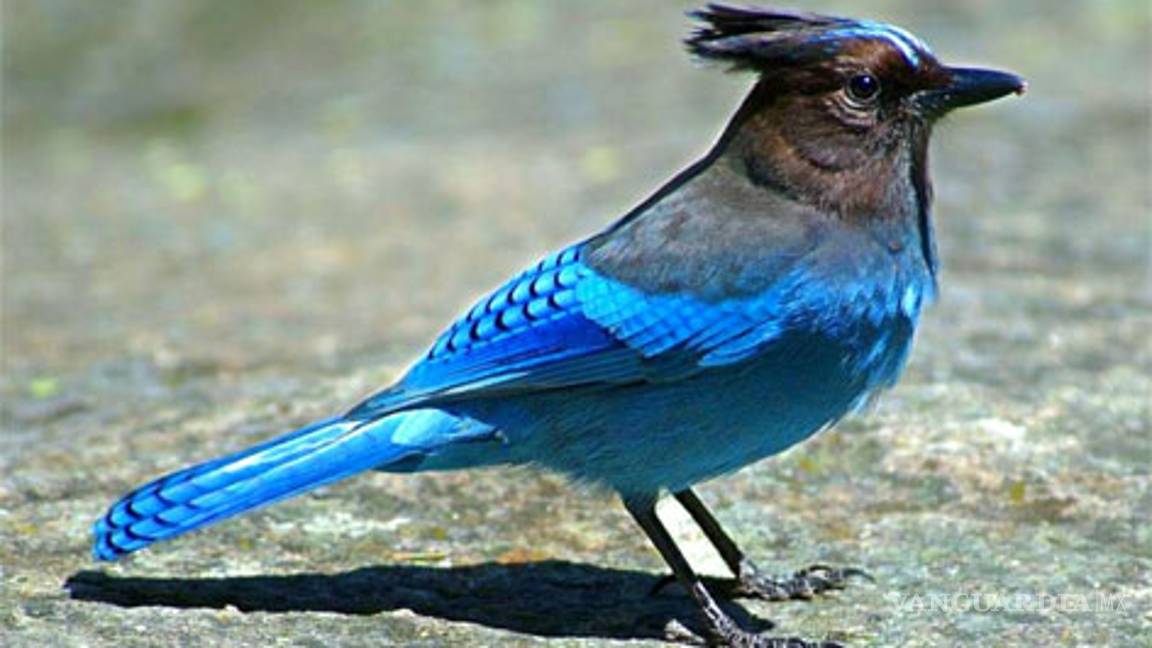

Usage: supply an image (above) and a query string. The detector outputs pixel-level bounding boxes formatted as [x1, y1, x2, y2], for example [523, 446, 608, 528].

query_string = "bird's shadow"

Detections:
[66, 560, 769, 641]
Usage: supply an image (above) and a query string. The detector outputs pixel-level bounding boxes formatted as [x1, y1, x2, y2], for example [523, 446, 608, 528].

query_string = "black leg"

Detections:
[674, 489, 745, 573]
[674, 488, 872, 602]
[624, 495, 837, 648]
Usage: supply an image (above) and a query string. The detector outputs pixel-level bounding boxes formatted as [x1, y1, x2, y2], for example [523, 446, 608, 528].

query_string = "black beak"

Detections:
[915, 67, 1026, 117]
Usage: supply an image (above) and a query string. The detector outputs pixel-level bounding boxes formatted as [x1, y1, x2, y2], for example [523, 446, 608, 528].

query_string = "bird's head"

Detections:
[687, 4, 1024, 217]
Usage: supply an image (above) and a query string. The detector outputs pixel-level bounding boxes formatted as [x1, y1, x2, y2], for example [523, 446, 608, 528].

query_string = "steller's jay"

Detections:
[92, 5, 1023, 646]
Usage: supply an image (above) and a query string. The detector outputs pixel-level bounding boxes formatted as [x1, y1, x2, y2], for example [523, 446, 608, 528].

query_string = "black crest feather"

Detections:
[685, 4, 904, 72]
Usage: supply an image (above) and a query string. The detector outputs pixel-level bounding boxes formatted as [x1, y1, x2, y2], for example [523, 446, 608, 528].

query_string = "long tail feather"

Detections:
[93, 415, 421, 560]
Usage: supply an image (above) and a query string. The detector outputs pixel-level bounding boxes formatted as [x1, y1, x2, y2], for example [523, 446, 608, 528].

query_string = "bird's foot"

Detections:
[649, 561, 871, 602]
[734, 560, 872, 601]
[665, 617, 843, 647]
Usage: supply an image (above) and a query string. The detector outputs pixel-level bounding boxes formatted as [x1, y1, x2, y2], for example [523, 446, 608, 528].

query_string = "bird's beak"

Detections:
[915, 67, 1026, 117]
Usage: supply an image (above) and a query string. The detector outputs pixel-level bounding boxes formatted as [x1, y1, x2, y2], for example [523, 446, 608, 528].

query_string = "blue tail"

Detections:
[93, 410, 502, 560]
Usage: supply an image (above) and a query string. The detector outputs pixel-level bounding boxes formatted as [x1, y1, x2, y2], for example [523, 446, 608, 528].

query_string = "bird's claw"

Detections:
[665, 618, 843, 648]
[735, 561, 872, 601]
[650, 562, 872, 602]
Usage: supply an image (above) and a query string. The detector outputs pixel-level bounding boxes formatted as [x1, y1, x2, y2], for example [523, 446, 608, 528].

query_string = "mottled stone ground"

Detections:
[3, 1, 1149, 646]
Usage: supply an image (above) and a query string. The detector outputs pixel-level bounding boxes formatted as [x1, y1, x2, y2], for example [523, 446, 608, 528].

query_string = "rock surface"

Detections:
[3, 1, 1149, 646]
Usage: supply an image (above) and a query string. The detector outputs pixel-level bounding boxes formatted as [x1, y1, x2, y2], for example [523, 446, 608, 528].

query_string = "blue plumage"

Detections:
[91, 6, 1023, 645]
[93, 410, 501, 560]
[95, 217, 929, 557]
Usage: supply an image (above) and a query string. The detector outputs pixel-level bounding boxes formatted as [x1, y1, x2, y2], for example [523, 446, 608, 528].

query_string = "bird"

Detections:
[91, 5, 1023, 647]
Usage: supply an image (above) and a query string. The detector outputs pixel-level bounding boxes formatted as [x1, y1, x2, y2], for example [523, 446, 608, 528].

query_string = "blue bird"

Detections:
[92, 5, 1023, 646]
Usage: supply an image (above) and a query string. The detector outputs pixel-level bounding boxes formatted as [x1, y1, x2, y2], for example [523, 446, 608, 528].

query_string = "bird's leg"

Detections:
[673, 489, 872, 601]
[625, 495, 838, 648]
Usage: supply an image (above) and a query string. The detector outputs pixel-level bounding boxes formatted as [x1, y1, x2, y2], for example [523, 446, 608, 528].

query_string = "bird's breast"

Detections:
[785, 232, 932, 395]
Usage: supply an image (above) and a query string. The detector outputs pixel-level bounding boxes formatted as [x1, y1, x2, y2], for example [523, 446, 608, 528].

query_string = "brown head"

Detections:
[687, 4, 1025, 224]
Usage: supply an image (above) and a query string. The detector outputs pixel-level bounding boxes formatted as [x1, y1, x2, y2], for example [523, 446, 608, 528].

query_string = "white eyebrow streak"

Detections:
[831, 21, 933, 68]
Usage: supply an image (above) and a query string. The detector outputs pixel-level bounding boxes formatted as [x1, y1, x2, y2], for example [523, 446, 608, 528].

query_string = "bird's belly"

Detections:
[455, 323, 913, 496]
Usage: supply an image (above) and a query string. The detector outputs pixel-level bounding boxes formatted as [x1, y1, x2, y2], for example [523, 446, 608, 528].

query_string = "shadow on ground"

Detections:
[65, 560, 773, 641]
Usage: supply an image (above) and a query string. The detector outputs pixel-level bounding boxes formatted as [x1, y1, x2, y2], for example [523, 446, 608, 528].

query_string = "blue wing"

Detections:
[347, 243, 794, 420]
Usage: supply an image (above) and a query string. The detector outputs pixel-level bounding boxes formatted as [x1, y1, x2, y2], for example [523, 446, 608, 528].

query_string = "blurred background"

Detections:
[2, 1, 1149, 646]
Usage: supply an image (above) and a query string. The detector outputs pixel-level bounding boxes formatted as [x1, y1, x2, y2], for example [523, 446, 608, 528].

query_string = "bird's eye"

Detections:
[845, 73, 881, 105]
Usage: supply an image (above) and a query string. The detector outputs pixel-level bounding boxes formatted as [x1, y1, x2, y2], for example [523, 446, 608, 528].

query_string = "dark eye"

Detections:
[845, 73, 881, 104]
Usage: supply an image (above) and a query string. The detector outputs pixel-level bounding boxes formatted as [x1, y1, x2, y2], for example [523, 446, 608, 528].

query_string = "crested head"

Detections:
[684, 4, 1024, 222]
[687, 4, 935, 76]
